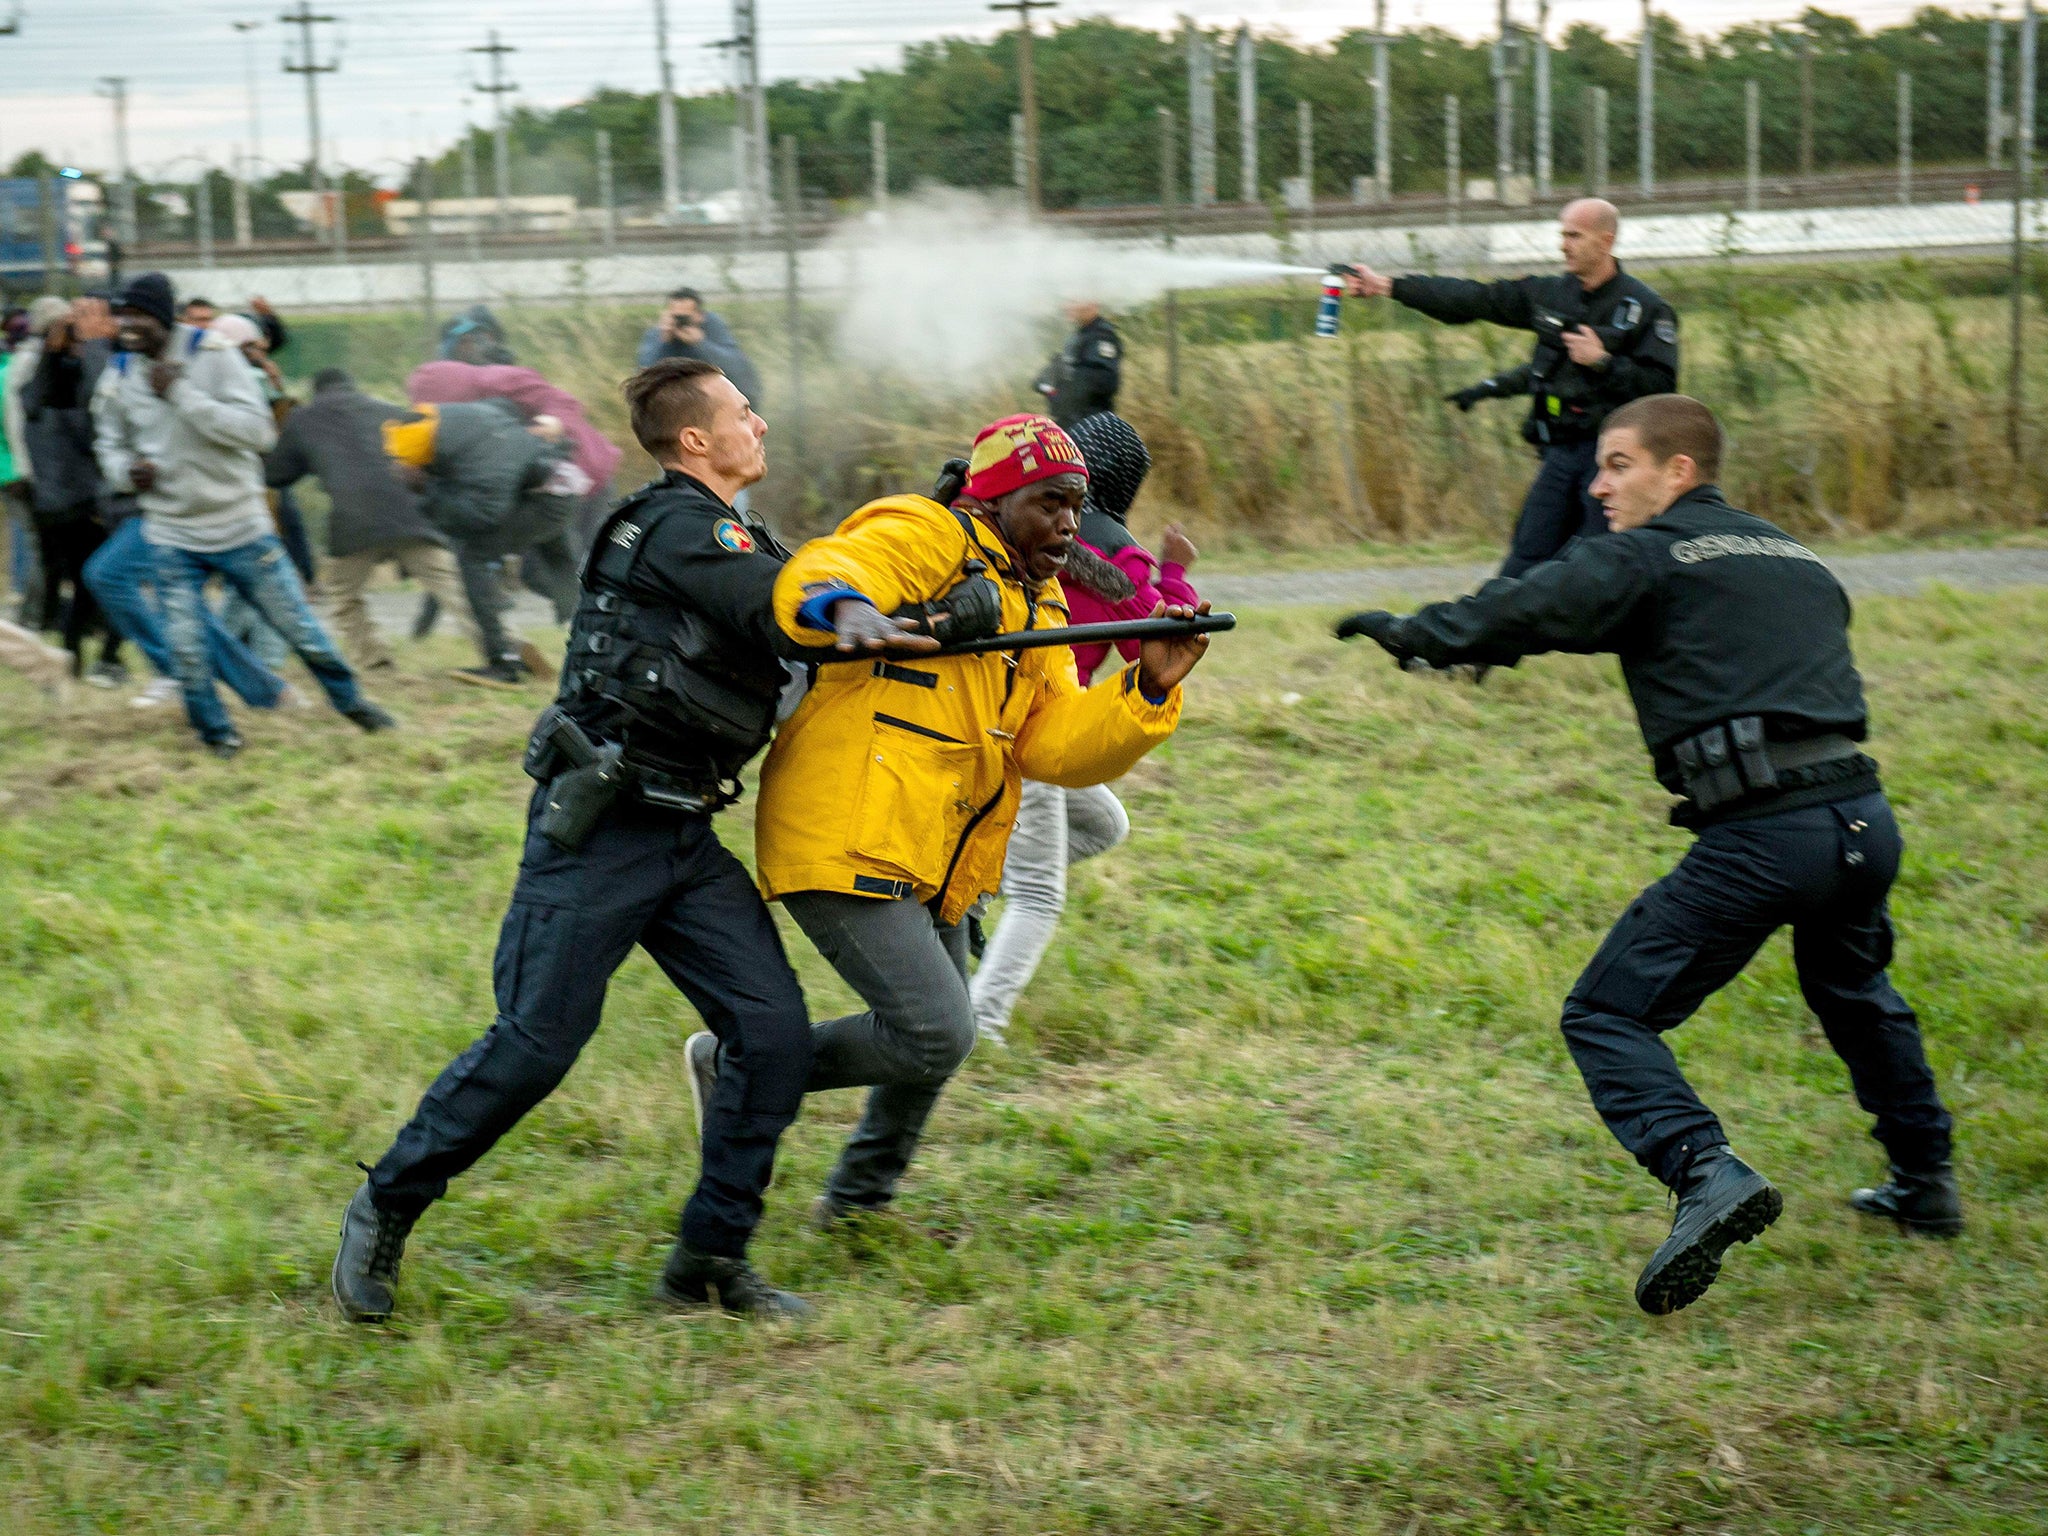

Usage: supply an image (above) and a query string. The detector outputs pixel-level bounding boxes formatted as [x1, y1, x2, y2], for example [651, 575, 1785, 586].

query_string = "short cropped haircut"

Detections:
[624, 357, 727, 458]
[1602, 393, 1723, 482]
[666, 286, 704, 306]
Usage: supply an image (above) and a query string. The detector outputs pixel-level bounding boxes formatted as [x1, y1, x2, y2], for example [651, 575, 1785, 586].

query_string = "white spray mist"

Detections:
[825, 187, 1325, 390]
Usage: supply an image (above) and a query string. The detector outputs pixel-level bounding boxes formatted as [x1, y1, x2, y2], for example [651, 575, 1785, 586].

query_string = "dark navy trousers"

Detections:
[369, 793, 813, 1257]
[1501, 438, 1607, 578]
[1561, 790, 1953, 1188]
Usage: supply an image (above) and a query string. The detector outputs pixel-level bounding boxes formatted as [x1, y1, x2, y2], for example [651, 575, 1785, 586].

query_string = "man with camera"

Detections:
[333, 358, 821, 1323]
[637, 287, 764, 411]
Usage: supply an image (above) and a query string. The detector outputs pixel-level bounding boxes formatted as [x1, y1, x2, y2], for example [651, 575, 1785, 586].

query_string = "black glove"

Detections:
[1335, 610, 1420, 665]
[1444, 379, 1498, 412]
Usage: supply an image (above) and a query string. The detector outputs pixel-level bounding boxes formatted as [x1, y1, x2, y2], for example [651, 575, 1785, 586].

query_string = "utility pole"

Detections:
[279, 1, 340, 259]
[1798, 30, 1815, 179]
[460, 126, 481, 262]
[231, 19, 262, 247]
[1745, 79, 1761, 213]
[2011, 0, 2036, 461]
[1588, 84, 1609, 197]
[780, 134, 804, 476]
[1297, 98, 1314, 251]
[470, 30, 517, 234]
[1637, 0, 1655, 199]
[1159, 105, 1179, 395]
[97, 77, 135, 244]
[990, 0, 1057, 216]
[871, 118, 889, 214]
[416, 155, 437, 356]
[716, 4, 769, 232]
[1184, 18, 1216, 208]
[1445, 94, 1461, 226]
[1534, 0, 1553, 199]
[596, 128, 617, 249]
[1010, 112, 1028, 193]
[1369, 0, 1392, 205]
[1898, 72, 1913, 205]
[1991, 7, 2006, 170]
[1236, 25, 1258, 204]
[651, 0, 681, 222]
[1493, 0, 1514, 201]
[196, 169, 215, 268]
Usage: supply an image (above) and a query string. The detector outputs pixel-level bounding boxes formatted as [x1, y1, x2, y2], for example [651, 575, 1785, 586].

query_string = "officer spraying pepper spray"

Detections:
[1337, 199, 1679, 578]
[1336, 394, 1960, 1316]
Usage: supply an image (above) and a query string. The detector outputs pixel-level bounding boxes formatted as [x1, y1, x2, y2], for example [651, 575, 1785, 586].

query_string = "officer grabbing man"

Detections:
[1339, 199, 1678, 576]
[333, 358, 824, 1322]
[1336, 394, 1958, 1316]
[1034, 299, 1122, 427]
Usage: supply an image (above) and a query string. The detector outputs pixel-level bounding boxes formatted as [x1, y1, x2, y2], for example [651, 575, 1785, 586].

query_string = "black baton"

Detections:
[817, 611, 1237, 662]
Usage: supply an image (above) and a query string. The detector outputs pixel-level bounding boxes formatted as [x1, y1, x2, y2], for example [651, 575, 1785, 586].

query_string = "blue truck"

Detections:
[0, 173, 111, 291]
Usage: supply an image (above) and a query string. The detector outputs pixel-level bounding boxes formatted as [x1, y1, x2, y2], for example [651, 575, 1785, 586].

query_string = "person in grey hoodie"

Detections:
[92, 273, 395, 756]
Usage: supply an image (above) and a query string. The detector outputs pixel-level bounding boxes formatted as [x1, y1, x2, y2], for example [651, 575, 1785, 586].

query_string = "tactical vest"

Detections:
[561, 486, 791, 786]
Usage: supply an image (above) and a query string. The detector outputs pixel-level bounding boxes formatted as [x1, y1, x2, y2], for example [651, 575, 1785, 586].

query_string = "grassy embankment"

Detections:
[2, 583, 2044, 1533]
[278, 252, 2048, 553]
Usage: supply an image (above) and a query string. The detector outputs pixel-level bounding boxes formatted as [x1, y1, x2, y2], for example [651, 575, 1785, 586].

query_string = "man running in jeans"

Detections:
[91, 273, 394, 756]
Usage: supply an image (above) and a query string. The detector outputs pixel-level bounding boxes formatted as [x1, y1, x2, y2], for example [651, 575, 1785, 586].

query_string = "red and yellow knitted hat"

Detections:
[962, 413, 1090, 503]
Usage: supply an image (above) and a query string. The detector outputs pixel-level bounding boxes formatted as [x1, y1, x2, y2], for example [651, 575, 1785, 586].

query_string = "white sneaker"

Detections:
[130, 676, 183, 708]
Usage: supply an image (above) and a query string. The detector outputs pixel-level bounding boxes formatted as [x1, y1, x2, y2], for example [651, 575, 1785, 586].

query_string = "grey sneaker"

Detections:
[685, 1031, 719, 1137]
[331, 1181, 418, 1323]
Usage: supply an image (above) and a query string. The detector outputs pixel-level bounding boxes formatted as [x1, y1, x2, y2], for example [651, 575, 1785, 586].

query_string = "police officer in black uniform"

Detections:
[332, 358, 822, 1322]
[1034, 299, 1122, 427]
[1341, 199, 1678, 577]
[1336, 394, 1959, 1316]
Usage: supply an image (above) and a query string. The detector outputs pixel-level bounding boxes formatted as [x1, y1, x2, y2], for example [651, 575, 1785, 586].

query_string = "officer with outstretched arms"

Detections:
[1034, 299, 1122, 427]
[1340, 199, 1678, 577]
[332, 358, 822, 1321]
[1336, 394, 1958, 1316]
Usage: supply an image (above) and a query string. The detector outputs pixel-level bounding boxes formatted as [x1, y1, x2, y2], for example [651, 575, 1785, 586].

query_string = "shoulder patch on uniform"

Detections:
[713, 518, 756, 554]
[610, 521, 643, 549]
[1096, 339, 1119, 359]
[1655, 317, 1678, 344]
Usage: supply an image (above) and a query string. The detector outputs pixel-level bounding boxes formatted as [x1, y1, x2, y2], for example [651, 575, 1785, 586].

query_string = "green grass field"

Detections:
[2, 588, 2044, 1534]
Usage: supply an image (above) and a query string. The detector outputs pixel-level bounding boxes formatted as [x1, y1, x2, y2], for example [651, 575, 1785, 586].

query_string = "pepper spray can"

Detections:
[1316, 266, 1348, 338]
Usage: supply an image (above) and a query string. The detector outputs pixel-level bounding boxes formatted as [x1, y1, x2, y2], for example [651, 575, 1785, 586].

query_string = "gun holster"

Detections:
[524, 704, 628, 851]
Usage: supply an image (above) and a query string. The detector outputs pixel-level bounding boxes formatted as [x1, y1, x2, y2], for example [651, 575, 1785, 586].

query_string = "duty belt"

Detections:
[1671, 717, 1862, 814]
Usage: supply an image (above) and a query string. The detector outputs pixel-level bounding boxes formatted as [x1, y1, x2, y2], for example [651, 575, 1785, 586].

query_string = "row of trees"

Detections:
[442, 8, 2019, 213]
[5, 7, 2023, 241]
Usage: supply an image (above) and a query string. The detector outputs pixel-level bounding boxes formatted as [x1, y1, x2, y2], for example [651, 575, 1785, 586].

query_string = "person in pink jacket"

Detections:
[968, 410, 1198, 1044]
[406, 354, 624, 633]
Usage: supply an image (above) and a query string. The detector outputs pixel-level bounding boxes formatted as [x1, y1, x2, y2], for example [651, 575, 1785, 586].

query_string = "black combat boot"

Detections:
[1850, 1163, 1963, 1237]
[1634, 1146, 1783, 1316]
[331, 1180, 418, 1323]
[656, 1243, 811, 1319]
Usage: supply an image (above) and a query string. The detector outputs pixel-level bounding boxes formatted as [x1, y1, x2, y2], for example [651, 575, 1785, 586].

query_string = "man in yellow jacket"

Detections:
[745, 413, 1210, 1225]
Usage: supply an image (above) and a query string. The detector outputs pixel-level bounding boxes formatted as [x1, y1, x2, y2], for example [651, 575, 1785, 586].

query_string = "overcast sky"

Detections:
[0, 1, 1947, 184]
